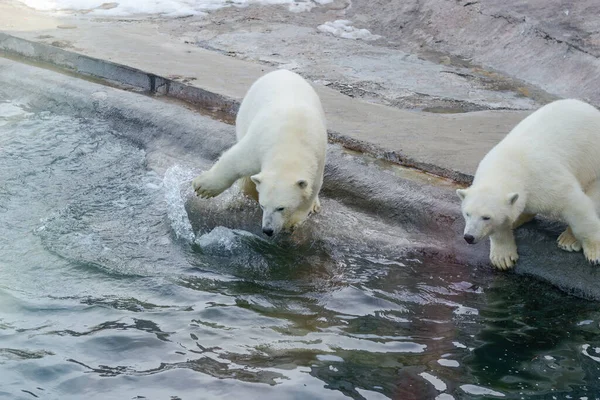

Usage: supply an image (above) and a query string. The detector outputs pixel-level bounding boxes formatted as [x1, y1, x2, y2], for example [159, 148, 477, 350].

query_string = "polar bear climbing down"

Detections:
[192, 70, 327, 236]
[457, 99, 600, 270]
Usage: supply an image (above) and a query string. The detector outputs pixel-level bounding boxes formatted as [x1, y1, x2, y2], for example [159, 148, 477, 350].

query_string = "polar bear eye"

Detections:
[276, 207, 285, 212]
[466, 213, 471, 217]
[482, 216, 491, 221]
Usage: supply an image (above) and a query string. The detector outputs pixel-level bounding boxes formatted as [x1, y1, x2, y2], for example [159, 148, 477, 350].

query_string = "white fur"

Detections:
[457, 99, 600, 269]
[192, 69, 327, 236]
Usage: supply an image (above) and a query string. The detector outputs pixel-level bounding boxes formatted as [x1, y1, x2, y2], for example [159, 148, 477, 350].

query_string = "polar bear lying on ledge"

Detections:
[457, 99, 600, 270]
[192, 70, 327, 237]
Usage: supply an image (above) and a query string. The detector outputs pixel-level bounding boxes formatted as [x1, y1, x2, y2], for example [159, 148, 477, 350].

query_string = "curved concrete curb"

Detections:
[0, 33, 240, 118]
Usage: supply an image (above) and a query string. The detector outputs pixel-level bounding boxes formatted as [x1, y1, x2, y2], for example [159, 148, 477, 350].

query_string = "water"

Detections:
[1, 100, 600, 400]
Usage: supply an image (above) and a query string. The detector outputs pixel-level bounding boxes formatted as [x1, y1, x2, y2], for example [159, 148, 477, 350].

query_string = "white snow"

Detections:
[317, 20, 382, 41]
[289, 0, 332, 13]
[17, 0, 325, 17]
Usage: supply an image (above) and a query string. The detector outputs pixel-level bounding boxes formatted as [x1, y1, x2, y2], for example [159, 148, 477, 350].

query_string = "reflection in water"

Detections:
[0, 102, 599, 400]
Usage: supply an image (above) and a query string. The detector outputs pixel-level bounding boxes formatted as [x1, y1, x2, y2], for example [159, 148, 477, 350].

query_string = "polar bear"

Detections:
[192, 69, 327, 236]
[457, 99, 600, 270]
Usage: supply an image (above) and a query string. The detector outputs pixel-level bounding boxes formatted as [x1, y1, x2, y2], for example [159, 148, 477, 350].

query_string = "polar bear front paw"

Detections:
[557, 227, 582, 252]
[582, 240, 600, 265]
[192, 171, 227, 199]
[490, 247, 518, 270]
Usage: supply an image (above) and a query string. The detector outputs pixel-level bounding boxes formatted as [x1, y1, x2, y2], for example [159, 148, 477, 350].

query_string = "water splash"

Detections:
[195, 226, 258, 253]
[163, 165, 196, 243]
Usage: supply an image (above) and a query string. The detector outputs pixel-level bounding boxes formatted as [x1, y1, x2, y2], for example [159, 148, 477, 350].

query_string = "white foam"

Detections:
[437, 359, 460, 367]
[435, 394, 455, 400]
[316, 354, 344, 362]
[317, 20, 382, 41]
[577, 320, 594, 326]
[194, 226, 256, 252]
[460, 384, 505, 397]
[419, 372, 447, 391]
[18, 0, 327, 16]
[582, 344, 600, 363]
[0, 102, 29, 117]
[453, 305, 479, 316]
[0, 102, 32, 128]
[355, 388, 389, 400]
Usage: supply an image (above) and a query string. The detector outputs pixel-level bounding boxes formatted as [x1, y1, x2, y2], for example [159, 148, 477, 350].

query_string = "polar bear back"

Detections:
[475, 99, 600, 188]
[235, 69, 326, 142]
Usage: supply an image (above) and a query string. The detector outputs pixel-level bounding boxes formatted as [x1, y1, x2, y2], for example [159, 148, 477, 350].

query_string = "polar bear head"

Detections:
[251, 172, 312, 236]
[456, 187, 520, 244]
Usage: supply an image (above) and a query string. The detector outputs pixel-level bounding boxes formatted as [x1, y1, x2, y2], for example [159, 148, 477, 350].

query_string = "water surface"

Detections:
[1, 101, 600, 399]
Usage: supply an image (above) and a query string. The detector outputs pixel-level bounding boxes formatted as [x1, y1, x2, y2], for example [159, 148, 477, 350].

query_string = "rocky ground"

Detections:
[9, 0, 598, 113]
[150, 0, 598, 112]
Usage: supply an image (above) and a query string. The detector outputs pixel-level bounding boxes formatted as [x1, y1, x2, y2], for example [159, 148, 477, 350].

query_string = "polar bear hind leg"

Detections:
[560, 184, 600, 264]
[558, 179, 600, 253]
[512, 213, 536, 229]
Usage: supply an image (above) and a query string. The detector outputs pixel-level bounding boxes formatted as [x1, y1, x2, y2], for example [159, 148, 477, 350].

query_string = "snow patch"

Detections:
[317, 20, 382, 41]
[18, 0, 328, 17]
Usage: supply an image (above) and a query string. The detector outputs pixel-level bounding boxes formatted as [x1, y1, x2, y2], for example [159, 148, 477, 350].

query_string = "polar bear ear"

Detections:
[507, 192, 519, 205]
[456, 188, 468, 200]
[297, 179, 313, 198]
[251, 174, 262, 185]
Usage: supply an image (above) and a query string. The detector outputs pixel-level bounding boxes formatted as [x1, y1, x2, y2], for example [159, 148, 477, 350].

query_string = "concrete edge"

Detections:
[0, 32, 473, 184]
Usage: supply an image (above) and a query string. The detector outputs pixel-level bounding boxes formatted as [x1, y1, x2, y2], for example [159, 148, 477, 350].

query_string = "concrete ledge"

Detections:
[0, 33, 240, 118]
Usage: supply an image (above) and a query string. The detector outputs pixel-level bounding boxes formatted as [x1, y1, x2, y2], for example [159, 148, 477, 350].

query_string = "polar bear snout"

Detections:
[261, 208, 285, 237]
[464, 234, 476, 244]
